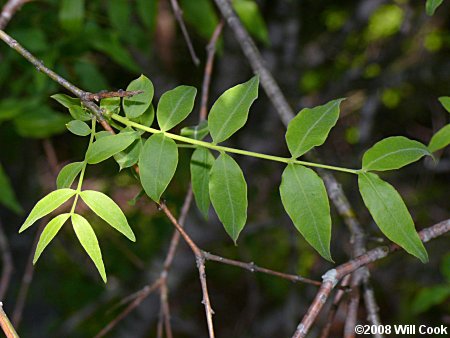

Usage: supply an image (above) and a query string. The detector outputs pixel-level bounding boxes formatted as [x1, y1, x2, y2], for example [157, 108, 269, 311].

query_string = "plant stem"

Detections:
[111, 114, 359, 175]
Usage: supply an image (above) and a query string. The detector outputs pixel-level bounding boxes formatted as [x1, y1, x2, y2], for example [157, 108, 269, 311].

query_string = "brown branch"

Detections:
[0, 303, 19, 338]
[0, 0, 30, 30]
[291, 219, 450, 338]
[83, 90, 144, 102]
[0, 220, 13, 300]
[169, 0, 199, 66]
[200, 21, 224, 121]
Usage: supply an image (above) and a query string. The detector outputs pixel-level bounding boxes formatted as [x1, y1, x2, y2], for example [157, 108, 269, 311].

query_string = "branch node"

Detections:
[322, 269, 338, 287]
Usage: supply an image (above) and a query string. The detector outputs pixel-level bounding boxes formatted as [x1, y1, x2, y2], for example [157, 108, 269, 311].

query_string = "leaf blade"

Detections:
[191, 147, 215, 217]
[139, 133, 178, 202]
[358, 172, 428, 263]
[279, 164, 333, 261]
[19, 189, 76, 233]
[71, 214, 107, 282]
[80, 190, 135, 241]
[123, 75, 154, 118]
[157, 85, 197, 131]
[208, 76, 259, 143]
[209, 153, 247, 243]
[0, 164, 23, 214]
[426, 0, 444, 15]
[428, 124, 450, 152]
[56, 161, 84, 189]
[66, 120, 91, 136]
[86, 132, 138, 164]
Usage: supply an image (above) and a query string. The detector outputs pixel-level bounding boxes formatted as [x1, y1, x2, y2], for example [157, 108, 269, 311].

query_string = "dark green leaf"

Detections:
[114, 138, 142, 170]
[279, 164, 333, 261]
[123, 75, 154, 118]
[139, 133, 178, 202]
[108, 0, 130, 34]
[232, 0, 269, 44]
[66, 120, 91, 136]
[180, 120, 209, 140]
[358, 172, 428, 263]
[33, 213, 70, 264]
[362, 136, 431, 171]
[19, 189, 76, 233]
[191, 147, 215, 217]
[438, 96, 450, 113]
[157, 85, 197, 131]
[429, 125, 450, 152]
[412, 285, 450, 314]
[100, 97, 121, 116]
[0, 164, 22, 214]
[426, 0, 444, 15]
[14, 107, 71, 138]
[71, 213, 107, 283]
[131, 105, 155, 136]
[56, 162, 84, 189]
[86, 132, 138, 164]
[180, 0, 219, 39]
[208, 76, 259, 143]
[80, 190, 135, 241]
[137, 0, 158, 31]
[286, 98, 344, 158]
[0, 99, 25, 122]
[59, 0, 85, 32]
[209, 153, 247, 243]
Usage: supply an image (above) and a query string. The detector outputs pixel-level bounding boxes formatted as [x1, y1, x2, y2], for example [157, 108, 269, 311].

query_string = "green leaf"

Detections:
[157, 85, 197, 131]
[438, 96, 450, 113]
[286, 98, 344, 158]
[59, 0, 85, 32]
[279, 164, 333, 261]
[33, 213, 70, 264]
[208, 76, 259, 143]
[180, 0, 219, 39]
[100, 97, 121, 116]
[56, 162, 84, 189]
[51, 94, 91, 121]
[14, 107, 71, 138]
[71, 214, 106, 283]
[426, 0, 444, 15]
[66, 120, 91, 136]
[114, 138, 142, 170]
[232, 0, 269, 44]
[429, 124, 450, 152]
[0, 164, 22, 214]
[86, 132, 138, 164]
[80, 190, 135, 241]
[412, 285, 450, 314]
[131, 105, 155, 136]
[362, 136, 431, 171]
[107, 0, 130, 35]
[180, 120, 209, 140]
[123, 75, 154, 118]
[137, 0, 158, 32]
[19, 189, 76, 233]
[358, 172, 428, 263]
[139, 133, 178, 202]
[191, 147, 215, 217]
[209, 153, 247, 243]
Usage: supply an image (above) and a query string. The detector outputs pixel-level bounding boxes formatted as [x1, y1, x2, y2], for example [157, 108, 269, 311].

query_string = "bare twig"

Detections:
[83, 90, 144, 102]
[0, 303, 19, 338]
[169, 0, 199, 66]
[200, 21, 224, 121]
[0, 0, 30, 30]
[291, 219, 450, 338]
[0, 220, 13, 299]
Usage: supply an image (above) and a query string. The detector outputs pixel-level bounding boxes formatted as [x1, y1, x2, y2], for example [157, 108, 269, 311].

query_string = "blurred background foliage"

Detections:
[0, 0, 449, 337]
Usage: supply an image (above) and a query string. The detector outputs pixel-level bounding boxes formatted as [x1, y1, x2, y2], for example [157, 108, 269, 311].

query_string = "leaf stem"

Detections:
[111, 114, 359, 175]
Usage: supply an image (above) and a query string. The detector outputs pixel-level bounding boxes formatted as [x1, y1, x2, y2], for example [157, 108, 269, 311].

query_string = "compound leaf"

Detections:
[358, 172, 428, 263]
[139, 133, 178, 202]
[19, 189, 76, 233]
[80, 190, 135, 241]
[71, 213, 106, 282]
[157, 85, 197, 131]
[279, 164, 333, 261]
[209, 153, 247, 243]
[362, 136, 431, 171]
[208, 76, 259, 143]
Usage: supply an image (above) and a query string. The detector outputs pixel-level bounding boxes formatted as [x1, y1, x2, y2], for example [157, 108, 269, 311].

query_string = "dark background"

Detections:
[0, 0, 449, 337]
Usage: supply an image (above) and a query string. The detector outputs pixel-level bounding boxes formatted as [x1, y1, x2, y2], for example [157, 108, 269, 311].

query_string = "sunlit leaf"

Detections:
[123, 75, 154, 119]
[429, 125, 450, 152]
[86, 132, 138, 164]
[209, 153, 247, 243]
[362, 136, 431, 171]
[358, 172, 428, 263]
[80, 190, 135, 241]
[157, 85, 197, 131]
[33, 213, 70, 264]
[66, 120, 91, 136]
[286, 99, 344, 158]
[208, 76, 259, 143]
[139, 133, 178, 202]
[19, 189, 76, 233]
[191, 147, 215, 217]
[56, 161, 84, 189]
[232, 0, 269, 44]
[71, 213, 107, 283]
[279, 164, 333, 261]
[438, 96, 450, 113]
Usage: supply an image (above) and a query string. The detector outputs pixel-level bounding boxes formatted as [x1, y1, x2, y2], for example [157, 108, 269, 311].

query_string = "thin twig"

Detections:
[200, 21, 224, 121]
[0, 303, 19, 338]
[169, 0, 200, 66]
[291, 219, 450, 338]
[83, 90, 144, 102]
[0, 0, 31, 30]
[0, 220, 13, 300]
